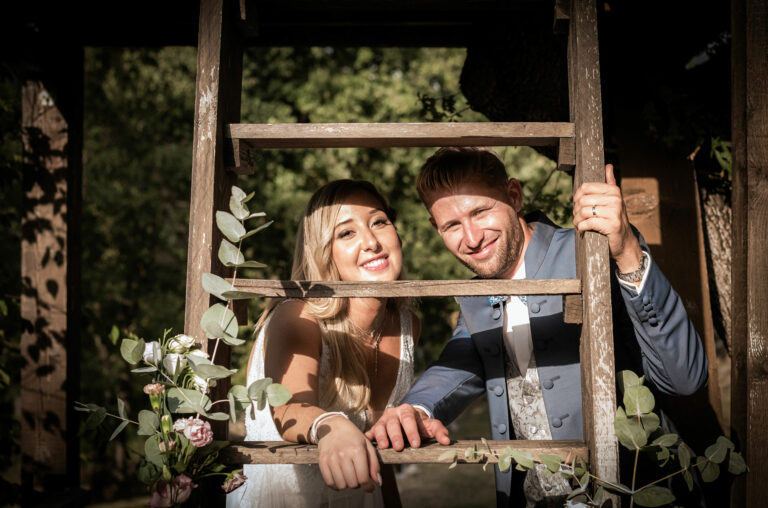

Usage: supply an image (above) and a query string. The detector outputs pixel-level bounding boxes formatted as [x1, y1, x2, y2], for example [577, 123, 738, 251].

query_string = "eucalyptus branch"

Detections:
[104, 412, 140, 426]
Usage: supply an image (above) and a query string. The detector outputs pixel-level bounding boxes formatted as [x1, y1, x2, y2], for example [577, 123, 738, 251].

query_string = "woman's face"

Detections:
[330, 191, 402, 282]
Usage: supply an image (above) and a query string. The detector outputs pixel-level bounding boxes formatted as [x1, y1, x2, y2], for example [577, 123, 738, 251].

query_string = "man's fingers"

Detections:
[385, 418, 406, 451]
[399, 411, 423, 448]
[605, 164, 616, 186]
[417, 417, 451, 445]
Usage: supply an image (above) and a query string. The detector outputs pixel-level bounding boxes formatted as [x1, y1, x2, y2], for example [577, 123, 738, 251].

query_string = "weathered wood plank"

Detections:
[568, 0, 620, 501]
[553, 0, 571, 34]
[21, 58, 83, 493]
[228, 122, 574, 148]
[557, 136, 576, 172]
[732, 0, 768, 503]
[563, 294, 583, 324]
[222, 440, 588, 465]
[185, 0, 243, 445]
[231, 278, 581, 297]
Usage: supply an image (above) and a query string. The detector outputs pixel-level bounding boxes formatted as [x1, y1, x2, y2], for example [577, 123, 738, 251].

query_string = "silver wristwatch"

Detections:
[616, 251, 648, 284]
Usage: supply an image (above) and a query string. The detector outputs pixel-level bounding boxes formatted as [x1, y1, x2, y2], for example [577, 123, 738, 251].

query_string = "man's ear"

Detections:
[506, 178, 524, 213]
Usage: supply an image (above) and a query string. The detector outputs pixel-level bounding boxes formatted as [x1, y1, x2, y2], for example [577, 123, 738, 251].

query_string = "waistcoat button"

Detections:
[496, 423, 507, 434]
[493, 385, 504, 397]
[552, 417, 562, 428]
[530, 302, 541, 314]
[542, 379, 554, 390]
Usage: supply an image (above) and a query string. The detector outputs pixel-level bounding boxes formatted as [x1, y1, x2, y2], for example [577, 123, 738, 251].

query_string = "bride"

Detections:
[228, 180, 420, 507]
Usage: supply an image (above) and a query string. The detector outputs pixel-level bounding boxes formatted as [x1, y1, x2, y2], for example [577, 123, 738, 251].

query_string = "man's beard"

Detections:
[455, 221, 525, 279]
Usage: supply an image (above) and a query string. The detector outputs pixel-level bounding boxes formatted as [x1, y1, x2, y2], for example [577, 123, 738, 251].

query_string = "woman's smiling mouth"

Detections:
[361, 255, 389, 271]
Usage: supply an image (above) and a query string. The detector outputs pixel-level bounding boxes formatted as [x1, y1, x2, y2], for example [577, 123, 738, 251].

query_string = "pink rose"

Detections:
[150, 475, 196, 507]
[173, 417, 213, 447]
[221, 471, 247, 493]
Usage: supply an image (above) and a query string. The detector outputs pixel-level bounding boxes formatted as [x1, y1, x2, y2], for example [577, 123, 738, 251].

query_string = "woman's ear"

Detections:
[506, 178, 524, 213]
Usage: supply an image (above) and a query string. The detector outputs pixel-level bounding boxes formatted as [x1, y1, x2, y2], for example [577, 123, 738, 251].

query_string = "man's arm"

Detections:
[574, 164, 708, 395]
[366, 312, 486, 449]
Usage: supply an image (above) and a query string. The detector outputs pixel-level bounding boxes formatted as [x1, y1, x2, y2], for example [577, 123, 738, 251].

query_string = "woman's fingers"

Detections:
[365, 439, 382, 488]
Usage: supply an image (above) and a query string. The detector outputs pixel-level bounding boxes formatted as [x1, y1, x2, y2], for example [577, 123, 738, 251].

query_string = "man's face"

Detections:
[426, 179, 526, 279]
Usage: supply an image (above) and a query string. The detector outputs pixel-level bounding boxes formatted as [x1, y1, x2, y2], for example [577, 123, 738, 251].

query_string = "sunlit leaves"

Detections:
[215, 211, 246, 243]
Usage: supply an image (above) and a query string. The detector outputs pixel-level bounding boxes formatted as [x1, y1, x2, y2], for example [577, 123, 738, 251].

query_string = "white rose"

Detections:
[192, 375, 216, 392]
[168, 334, 196, 353]
[163, 353, 187, 376]
[142, 341, 163, 364]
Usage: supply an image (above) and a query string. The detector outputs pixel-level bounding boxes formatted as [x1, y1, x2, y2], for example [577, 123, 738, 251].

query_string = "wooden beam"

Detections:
[185, 0, 243, 445]
[731, 0, 768, 504]
[557, 136, 576, 172]
[568, 0, 620, 501]
[20, 50, 83, 496]
[553, 0, 571, 34]
[222, 440, 588, 465]
[231, 278, 581, 298]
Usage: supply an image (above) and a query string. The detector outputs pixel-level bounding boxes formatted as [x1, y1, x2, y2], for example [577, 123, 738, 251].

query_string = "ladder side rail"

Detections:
[568, 0, 620, 499]
[185, 0, 243, 443]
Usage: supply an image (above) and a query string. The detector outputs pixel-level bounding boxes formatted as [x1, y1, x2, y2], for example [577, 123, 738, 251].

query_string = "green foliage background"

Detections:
[1, 46, 564, 501]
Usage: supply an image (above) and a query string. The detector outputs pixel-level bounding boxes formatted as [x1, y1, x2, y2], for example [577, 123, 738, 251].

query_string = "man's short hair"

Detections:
[416, 147, 509, 205]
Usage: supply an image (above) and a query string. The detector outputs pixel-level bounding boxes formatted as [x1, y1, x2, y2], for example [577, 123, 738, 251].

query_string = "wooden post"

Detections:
[20, 51, 83, 497]
[731, 0, 768, 504]
[567, 0, 620, 499]
[185, 0, 243, 442]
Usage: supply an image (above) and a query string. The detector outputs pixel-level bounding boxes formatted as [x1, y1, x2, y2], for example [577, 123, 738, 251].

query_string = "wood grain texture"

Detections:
[568, 0, 620, 497]
[227, 122, 574, 149]
[563, 294, 583, 324]
[553, 0, 571, 34]
[222, 440, 588, 465]
[557, 137, 576, 172]
[232, 278, 581, 297]
[185, 0, 243, 444]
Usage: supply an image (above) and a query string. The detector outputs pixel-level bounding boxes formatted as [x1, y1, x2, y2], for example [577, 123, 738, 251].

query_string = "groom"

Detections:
[366, 147, 707, 506]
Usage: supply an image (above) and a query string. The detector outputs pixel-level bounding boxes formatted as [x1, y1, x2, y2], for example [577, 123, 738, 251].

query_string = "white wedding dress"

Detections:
[227, 306, 415, 507]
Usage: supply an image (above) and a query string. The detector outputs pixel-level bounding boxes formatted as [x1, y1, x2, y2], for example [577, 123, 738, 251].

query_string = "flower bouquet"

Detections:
[77, 186, 289, 506]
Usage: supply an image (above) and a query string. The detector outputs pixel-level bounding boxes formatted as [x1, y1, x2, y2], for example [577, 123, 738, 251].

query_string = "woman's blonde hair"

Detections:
[257, 180, 405, 414]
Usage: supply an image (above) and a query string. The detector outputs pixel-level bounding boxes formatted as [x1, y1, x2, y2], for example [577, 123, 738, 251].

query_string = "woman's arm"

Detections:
[262, 300, 380, 491]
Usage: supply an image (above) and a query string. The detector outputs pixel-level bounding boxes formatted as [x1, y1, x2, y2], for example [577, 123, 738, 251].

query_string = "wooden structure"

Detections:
[186, 0, 621, 497]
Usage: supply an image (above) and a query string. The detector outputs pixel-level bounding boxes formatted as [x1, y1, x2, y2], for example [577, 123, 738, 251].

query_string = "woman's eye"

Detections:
[337, 230, 353, 239]
[372, 218, 389, 227]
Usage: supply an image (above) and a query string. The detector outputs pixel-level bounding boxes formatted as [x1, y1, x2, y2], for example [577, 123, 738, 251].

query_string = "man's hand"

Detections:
[573, 164, 643, 273]
[365, 404, 451, 451]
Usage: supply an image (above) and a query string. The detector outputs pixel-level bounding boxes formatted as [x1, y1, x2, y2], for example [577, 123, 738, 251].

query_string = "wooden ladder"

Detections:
[184, 0, 620, 499]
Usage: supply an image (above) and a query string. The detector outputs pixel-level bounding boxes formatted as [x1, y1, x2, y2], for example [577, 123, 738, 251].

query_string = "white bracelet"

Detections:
[309, 411, 348, 444]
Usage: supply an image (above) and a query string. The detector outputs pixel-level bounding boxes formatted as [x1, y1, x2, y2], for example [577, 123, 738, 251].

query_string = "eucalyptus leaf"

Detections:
[228, 392, 237, 423]
[624, 385, 656, 416]
[216, 211, 246, 243]
[195, 363, 237, 381]
[509, 450, 534, 469]
[200, 303, 238, 340]
[242, 220, 274, 239]
[207, 412, 231, 421]
[633, 486, 676, 507]
[539, 454, 563, 474]
[117, 397, 127, 419]
[120, 338, 141, 365]
[218, 239, 245, 267]
[654, 445, 671, 466]
[85, 407, 107, 430]
[438, 449, 457, 462]
[229, 384, 250, 405]
[248, 377, 272, 411]
[167, 387, 212, 414]
[231, 185, 247, 203]
[185, 353, 213, 368]
[201, 272, 236, 301]
[651, 433, 679, 447]
[615, 407, 648, 449]
[132, 365, 159, 374]
[137, 410, 160, 435]
[144, 434, 164, 467]
[678, 442, 692, 469]
[220, 334, 246, 346]
[234, 260, 267, 269]
[109, 325, 120, 345]
[109, 420, 130, 441]
[498, 454, 513, 472]
[639, 411, 660, 437]
[682, 469, 694, 491]
[704, 439, 728, 464]
[266, 383, 292, 406]
[618, 369, 642, 394]
[230, 194, 250, 220]
[696, 456, 720, 482]
[246, 211, 265, 218]
[728, 451, 747, 475]
[136, 459, 161, 486]
[221, 290, 261, 300]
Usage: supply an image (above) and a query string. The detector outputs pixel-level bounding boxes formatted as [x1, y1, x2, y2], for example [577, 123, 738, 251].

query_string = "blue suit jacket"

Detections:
[402, 212, 708, 506]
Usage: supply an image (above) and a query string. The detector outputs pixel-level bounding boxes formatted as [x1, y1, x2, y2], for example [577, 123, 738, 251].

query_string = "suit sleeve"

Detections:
[616, 230, 708, 395]
[400, 312, 486, 425]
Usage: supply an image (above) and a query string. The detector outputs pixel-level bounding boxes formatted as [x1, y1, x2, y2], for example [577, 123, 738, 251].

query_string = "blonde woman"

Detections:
[228, 180, 420, 507]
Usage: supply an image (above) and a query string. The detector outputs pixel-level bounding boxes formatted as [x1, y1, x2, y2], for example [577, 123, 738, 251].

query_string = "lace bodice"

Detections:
[228, 305, 415, 508]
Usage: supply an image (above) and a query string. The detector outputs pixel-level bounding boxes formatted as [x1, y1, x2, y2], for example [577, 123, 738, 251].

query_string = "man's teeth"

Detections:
[363, 258, 386, 268]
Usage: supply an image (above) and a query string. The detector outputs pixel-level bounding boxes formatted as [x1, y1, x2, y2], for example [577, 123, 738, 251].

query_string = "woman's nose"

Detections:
[362, 229, 381, 251]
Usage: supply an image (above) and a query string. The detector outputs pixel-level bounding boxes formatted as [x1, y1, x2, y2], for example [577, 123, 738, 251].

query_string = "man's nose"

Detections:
[464, 222, 483, 249]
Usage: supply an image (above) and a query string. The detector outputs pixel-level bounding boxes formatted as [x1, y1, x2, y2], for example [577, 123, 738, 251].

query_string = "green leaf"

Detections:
[201, 273, 236, 301]
[246, 211, 265, 219]
[136, 459, 161, 485]
[235, 260, 267, 269]
[651, 433, 678, 447]
[228, 392, 237, 423]
[654, 445, 671, 466]
[194, 363, 237, 381]
[230, 194, 250, 220]
[705, 436, 734, 464]
[248, 377, 272, 411]
[120, 338, 143, 365]
[200, 303, 238, 340]
[229, 384, 250, 405]
[117, 397, 127, 419]
[464, 445, 478, 460]
[615, 407, 648, 449]
[137, 410, 159, 436]
[498, 453, 513, 472]
[639, 411, 660, 437]
[266, 383, 292, 406]
[231, 185, 247, 202]
[220, 334, 246, 346]
[242, 220, 274, 239]
[633, 486, 676, 507]
[109, 420, 130, 441]
[509, 450, 534, 469]
[438, 449, 457, 462]
[109, 325, 120, 345]
[682, 469, 694, 491]
[216, 211, 246, 243]
[144, 434, 164, 467]
[207, 412, 231, 421]
[185, 352, 213, 368]
[728, 450, 747, 475]
[539, 454, 562, 474]
[131, 366, 158, 373]
[678, 442, 692, 469]
[696, 456, 720, 482]
[167, 387, 212, 414]
[624, 385, 656, 416]
[218, 239, 245, 268]
[221, 290, 260, 300]
[84, 407, 107, 430]
[618, 369, 642, 394]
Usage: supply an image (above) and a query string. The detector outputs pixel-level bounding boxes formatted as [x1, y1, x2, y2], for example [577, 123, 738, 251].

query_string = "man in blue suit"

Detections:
[366, 147, 708, 506]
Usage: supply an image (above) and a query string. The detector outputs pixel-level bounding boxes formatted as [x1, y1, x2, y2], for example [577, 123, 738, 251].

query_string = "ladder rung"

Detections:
[231, 278, 581, 298]
[227, 122, 574, 148]
[222, 440, 588, 465]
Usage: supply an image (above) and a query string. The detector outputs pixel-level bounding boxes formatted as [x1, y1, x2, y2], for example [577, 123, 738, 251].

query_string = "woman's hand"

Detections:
[317, 415, 381, 492]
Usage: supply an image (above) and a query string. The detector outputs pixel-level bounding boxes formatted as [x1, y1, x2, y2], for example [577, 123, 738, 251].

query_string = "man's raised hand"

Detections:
[365, 404, 450, 451]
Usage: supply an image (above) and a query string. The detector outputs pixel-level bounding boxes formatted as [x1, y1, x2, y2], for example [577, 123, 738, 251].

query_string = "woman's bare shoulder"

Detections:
[265, 300, 322, 354]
